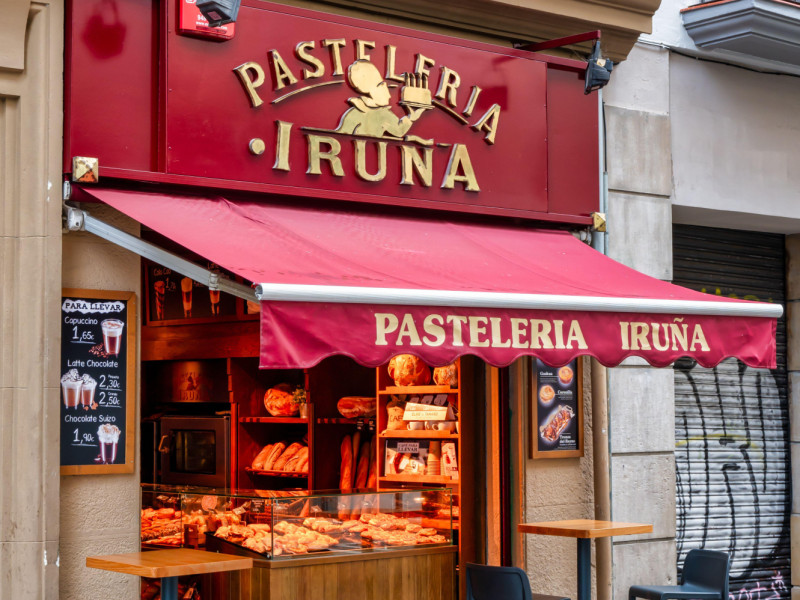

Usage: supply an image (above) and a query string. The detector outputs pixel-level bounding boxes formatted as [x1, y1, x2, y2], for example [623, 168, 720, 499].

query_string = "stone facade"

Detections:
[0, 1, 64, 598]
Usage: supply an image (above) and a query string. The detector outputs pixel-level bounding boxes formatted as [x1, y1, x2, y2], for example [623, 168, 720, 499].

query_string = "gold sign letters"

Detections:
[234, 38, 502, 191]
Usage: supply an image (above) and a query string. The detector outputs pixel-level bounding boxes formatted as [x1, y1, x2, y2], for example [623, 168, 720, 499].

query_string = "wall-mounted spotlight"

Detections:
[584, 41, 613, 94]
[196, 0, 241, 27]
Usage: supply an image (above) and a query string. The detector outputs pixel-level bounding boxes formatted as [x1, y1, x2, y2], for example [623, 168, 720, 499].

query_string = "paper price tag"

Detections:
[403, 402, 451, 421]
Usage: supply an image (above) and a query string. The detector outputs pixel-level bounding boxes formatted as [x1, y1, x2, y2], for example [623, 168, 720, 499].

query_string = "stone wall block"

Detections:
[607, 192, 672, 280]
[609, 367, 675, 453]
[791, 372, 800, 443]
[613, 539, 677, 600]
[786, 235, 800, 299]
[611, 454, 676, 540]
[605, 106, 672, 197]
[604, 44, 670, 115]
[789, 303, 800, 372]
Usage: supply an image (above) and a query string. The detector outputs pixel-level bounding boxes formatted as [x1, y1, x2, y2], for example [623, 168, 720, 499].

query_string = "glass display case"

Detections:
[141, 484, 453, 559]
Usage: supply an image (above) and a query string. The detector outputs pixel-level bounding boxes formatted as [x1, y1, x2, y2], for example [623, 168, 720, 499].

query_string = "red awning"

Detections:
[78, 187, 780, 370]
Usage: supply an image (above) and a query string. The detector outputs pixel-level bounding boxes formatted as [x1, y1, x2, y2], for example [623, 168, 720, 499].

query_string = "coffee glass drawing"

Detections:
[154, 280, 166, 320]
[181, 277, 193, 317]
[101, 319, 124, 356]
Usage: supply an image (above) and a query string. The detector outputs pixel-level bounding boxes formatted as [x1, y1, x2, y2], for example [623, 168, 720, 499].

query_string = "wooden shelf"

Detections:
[245, 467, 308, 478]
[379, 430, 459, 439]
[240, 416, 308, 424]
[421, 517, 459, 531]
[379, 475, 457, 486]
[316, 417, 374, 425]
[378, 385, 457, 395]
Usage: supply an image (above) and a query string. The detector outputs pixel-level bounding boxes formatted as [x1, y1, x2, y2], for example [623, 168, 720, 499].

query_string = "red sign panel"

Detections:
[165, 1, 548, 214]
[64, 0, 598, 222]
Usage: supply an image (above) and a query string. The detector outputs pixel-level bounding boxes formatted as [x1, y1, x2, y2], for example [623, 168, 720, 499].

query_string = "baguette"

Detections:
[354, 440, 370, 489]
[273, 442, 303, 470]
[340, 436, 353, 491]
[251, 444, 274, 470]
[366, 435, 378, 489]
[263, 442, 286, 471]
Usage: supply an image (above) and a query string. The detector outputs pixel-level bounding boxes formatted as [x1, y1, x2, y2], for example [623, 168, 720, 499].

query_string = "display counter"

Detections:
[141, 484, 457, 599]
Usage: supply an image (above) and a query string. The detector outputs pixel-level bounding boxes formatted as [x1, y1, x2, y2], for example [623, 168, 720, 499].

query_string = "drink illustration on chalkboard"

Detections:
[209, 288, 220, 314]
[81, 374, 97, 408]
[97, 423, 121, 464]
[153, 280, 166, 320]
[101, 319, 124, 355]
[181, 277, 193, 317]
[61, 369, 83, 409]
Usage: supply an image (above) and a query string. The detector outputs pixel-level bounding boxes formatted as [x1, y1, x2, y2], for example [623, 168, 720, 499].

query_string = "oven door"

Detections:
[159, 416, 230, 487]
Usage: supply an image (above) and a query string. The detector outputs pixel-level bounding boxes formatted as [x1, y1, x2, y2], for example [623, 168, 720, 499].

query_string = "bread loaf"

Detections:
[263, 384, 298, 417]
[292, 447, 309, 473]
[274, 443, 303, 470]
[388, 354, 431, 387]
[339, 436, 353, 491]
[337, 396, 376, 419]
[251, 444, 274, 470]
[432, 362, 458, 387]
[354, 440, 371, 489]
[366, 435, 378, 489]
[263, 442, 286, 470]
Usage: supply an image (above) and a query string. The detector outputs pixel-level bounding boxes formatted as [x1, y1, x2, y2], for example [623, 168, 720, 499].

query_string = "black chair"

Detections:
[629, 549, 730, 600]
[466, 563, 570, 600]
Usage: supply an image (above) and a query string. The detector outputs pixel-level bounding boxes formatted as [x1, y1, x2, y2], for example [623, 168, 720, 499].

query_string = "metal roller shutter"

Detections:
[673, 224, 789, 600]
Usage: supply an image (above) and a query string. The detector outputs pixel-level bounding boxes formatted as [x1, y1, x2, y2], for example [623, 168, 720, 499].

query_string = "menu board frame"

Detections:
[530, 358, 583, 459]
[60, 288, 137, 475]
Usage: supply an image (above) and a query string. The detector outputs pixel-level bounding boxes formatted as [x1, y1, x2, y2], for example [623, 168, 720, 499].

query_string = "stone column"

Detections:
[0, 1, 65, 598]
[786, 235, 800, 600]
[602, 44, 678, 600]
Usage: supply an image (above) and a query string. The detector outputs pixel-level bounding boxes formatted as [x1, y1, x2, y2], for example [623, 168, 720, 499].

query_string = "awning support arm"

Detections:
[63, 203, 257, 303]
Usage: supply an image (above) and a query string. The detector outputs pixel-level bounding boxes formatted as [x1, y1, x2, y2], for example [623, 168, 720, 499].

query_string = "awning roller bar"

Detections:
[65, 203, 258, 303]
[255, 282, 783, 318]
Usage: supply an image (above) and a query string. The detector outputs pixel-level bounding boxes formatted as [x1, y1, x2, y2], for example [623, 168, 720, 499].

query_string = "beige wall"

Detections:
[524, 357, 595, 599]
[0, 1, 64, 598]
[60, 205, 142, 600]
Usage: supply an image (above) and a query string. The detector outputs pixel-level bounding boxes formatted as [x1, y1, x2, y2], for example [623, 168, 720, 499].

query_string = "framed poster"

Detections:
[60, 289, 136, 475]
[530, 358, 583, 459]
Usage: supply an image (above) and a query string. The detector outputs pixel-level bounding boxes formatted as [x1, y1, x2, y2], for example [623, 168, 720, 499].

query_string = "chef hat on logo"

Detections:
[347, 60, 384, 95]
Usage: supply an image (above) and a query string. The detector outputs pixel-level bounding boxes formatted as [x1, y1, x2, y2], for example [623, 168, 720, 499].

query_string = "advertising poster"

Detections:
[531, 358, 583, 459]
[60, 289, 136, 475]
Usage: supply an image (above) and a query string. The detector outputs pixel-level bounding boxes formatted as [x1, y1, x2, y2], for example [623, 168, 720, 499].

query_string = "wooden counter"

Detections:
[210, 545, 458, 600]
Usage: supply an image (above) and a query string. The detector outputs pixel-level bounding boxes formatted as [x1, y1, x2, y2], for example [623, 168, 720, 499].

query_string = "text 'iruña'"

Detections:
[234, 38, 501, 192]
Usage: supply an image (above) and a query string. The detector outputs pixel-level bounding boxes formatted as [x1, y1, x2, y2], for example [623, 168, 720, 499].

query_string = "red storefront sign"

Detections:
[64, 0, 598, 222]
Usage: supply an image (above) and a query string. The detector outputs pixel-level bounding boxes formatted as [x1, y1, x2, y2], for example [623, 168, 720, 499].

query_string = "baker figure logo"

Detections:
[334, 60, 432, 143]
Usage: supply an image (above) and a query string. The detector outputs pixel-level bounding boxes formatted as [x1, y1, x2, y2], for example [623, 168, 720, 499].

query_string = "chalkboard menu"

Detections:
[531, 358, 583, 459]
[145, 260, 239, 324]
[60, 289, 136, 475]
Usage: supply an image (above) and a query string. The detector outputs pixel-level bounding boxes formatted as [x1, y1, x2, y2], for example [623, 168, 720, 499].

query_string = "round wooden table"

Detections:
[518, 519, 652, 600]
[86, 548, 253, 600]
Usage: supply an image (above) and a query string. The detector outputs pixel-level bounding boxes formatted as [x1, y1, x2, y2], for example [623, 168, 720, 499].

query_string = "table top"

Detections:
[518, 519, 653, 539]
[86, 548, 253, 578]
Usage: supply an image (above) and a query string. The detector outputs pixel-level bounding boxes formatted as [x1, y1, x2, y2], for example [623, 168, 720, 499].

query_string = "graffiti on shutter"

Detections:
[673, 225, 789, 600]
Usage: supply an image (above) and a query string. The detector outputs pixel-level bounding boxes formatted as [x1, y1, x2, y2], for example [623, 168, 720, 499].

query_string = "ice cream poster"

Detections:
[532, 358, 583, 459]
[60, 289, 136, 474]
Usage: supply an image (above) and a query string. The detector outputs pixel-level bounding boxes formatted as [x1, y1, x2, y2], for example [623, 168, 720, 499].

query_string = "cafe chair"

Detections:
[466, 563, 570, 600]
[628, 549, 730, 600]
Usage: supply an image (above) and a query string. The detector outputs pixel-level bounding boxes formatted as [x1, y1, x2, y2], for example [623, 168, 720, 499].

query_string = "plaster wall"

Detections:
[60, 205, 142, 600]
[669, 54, 800, 230]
